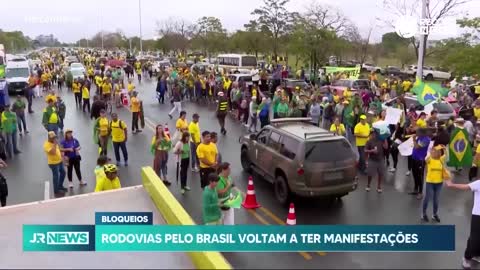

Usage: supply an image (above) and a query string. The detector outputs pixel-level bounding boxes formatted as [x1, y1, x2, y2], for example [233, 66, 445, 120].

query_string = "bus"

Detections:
[217, 54, 257, 74]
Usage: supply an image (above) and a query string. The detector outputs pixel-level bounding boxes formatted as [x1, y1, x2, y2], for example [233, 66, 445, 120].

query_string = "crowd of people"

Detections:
[1, 47, 480, 268]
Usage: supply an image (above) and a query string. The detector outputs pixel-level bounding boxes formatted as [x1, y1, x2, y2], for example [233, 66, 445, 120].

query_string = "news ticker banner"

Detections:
[23, 212, 455, 252]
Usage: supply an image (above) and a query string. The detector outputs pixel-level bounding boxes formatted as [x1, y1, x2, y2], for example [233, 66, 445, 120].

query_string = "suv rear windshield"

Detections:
[433, 103, 453, 114]
[304, 140, 354, 162]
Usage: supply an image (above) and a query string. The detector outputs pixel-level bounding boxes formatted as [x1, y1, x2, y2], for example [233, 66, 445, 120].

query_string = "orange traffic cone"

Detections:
[242, 176, 261, 209]
[286, 203, 296, 225]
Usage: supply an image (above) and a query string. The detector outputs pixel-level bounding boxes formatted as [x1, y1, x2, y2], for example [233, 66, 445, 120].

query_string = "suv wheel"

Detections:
[274, 174, 290, 205]
[240, 148, 252, 172]
[425, 74, 434, 81]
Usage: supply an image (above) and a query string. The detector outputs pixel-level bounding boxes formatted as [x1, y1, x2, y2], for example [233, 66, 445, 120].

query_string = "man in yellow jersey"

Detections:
[197, 131, 217, 189]
[217, 91, 228, 135]
[127, 79, 135, 94]
[95, 109, 110, 156]
[188, 113, 201, 172]
[110, 113, 128, 166]
[102, 78, 112, 101]
[354, 115, 371, 174]
[95, 73, 103, 95]
[82, 84, 90, 113]
[44, 131, 66, 196]
[130, 91, 142, 133]
[72, 79, 82, 107]
[95, 164, 121, 192]
[42, 98, 60, 135]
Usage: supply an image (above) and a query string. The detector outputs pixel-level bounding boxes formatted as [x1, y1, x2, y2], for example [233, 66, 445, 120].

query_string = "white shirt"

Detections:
[251, 69, 260, 82]
[469, 180, 480, 215]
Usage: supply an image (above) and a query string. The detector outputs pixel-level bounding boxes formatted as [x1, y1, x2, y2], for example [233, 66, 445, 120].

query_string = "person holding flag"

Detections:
[447, 118, 473, 172]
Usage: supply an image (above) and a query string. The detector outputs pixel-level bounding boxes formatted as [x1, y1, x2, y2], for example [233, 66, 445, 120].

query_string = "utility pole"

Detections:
[129, 38, 132, 54]
[101, 31, 104, 50]
[86, 38, 89, 48]
[416, 0, 428, 82]
[139, 0, 143, 54]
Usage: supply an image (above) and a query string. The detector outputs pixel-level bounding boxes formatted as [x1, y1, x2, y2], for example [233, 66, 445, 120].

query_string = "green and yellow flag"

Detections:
[412, 80, 449, 106]
[0, 65, 5, 79]
[447, 128, 473, 168]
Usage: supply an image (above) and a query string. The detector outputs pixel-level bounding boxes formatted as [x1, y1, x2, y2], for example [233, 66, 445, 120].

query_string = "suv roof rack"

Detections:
[270, 118, 312, 124]
[304, 131, 334, 139]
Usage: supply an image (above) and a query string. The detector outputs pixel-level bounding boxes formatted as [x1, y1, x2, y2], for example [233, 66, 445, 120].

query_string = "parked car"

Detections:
[282, 79, 309, 93]
[69, 62, 85, 73]
[361, 63, 383, 73]
[239, 118, 358, 205]
[229, 74, 254, 88]
[382, 66, 408, 78]
[322, 79, 370, 96]
[153, 60, 172, 74]
[405, 65, 452, 81]
[383, 95, 456, 121]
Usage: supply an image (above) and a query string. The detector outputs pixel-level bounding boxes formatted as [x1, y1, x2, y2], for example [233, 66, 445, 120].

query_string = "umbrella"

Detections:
[106, 59, 126, 68]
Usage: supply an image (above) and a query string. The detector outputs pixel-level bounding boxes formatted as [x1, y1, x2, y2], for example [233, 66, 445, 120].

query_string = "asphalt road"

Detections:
[4, 77, 478, 269]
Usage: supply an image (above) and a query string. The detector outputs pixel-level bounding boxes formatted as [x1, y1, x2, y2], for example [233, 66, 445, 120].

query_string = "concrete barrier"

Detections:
[141, 166, 232, 270]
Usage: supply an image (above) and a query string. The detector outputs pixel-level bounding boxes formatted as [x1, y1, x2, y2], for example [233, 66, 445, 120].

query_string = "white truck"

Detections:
[405, 65, 452, 81]
[5, 58, 30, 95]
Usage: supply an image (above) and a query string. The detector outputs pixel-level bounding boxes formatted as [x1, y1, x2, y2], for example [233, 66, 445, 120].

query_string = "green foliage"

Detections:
[0, 30, 31, 53]
[191, 17, 227, 56]
[381, 32, 409, 55]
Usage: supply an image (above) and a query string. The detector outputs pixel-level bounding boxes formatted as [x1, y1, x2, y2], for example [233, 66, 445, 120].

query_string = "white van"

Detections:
[5, 60, 30, 95]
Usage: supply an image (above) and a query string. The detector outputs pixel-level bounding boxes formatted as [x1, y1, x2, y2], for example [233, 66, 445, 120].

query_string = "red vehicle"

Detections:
[321, 79, 370, 96]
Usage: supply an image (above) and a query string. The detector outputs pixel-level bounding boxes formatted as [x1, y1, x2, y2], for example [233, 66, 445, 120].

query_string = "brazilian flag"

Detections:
[447, 128, 473, 168]
[0, 65, 4, 79]
[412, 80, 449, 106]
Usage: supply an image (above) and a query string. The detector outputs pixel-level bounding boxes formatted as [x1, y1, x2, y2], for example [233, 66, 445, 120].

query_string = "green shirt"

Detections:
[272, 96, 281, 113]
[12, 100, 26, 115]
[1, 111, 17, 133]
[216, 175, 232, 201]
[202, 186, 222, 224]
[277, 103, 289, 116]
[181, 142, 190, 159]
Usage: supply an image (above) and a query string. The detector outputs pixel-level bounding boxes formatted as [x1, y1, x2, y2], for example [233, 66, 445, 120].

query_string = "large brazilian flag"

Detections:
[447, 128, 473, 168]
[0, 65, 5, 79]
[411, 79, 449, 106]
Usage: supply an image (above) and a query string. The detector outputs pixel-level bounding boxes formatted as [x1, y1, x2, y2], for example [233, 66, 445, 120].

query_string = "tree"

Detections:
[251, 0, 296, 58]
[156, 17, 194, 55]
[396, 46, 416, 68]
[381, 32, 410, 54]
[191, 16, 227, 57]
[0, 30, 31, 52]
[229, 21, 267, 57]
[457, 17, 480, 40]
[380, 0, 470, 58]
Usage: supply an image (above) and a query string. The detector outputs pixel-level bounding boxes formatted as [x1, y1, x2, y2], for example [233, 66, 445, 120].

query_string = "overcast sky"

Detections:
[2, 0, 479, 43]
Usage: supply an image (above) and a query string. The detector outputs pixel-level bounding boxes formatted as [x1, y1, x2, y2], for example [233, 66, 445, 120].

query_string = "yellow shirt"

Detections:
[196, 143, 217, 168]
[130, 97, 140, 112]
[333, 95, 340, 103]
[82, 87, 90, 99]
[416, 118, 427, 128]
[330, 123, 346, 135]
[127, 83, 135, 93]
[98, 117, 109, 136]
[252, 88, 257, 98]
[425, 156, 445, 184]
[110, 120, 127, 142]
[95, 176, 121, 192]
[114, 84, 121, 93]
[72, 82, 81, 93]
[44, 141, 62, 165]
[176, 118, 188, 131]
[41, 73, 49, 82]
[343, 90, 352, 100]
[188, 122, 201, 143]
[102, 82, 112, 94]
[95, 76, 103, 86]
[354, 123, 370, 147]
[474, 108, 480, 120]
[402, 81, 412, 92]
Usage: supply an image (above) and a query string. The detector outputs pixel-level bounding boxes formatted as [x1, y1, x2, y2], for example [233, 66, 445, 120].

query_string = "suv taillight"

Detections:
[297, 168, 304, 176]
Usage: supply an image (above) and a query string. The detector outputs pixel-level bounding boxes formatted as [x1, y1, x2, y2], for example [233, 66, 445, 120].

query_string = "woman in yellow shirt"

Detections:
[127, 79, 135, 94]
[176, 111, 188, 132]
[330, 117, 346, 136]
[72, 80, 82, 107]
[422, 145, 449, 222]
[44, 131, 67, 195]
[95, 164, 121, 192]
[95, 110, 110, 156]
[416, 112, 427, 128]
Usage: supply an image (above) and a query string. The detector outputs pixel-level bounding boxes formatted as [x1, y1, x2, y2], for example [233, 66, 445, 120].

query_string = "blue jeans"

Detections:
[160, 154, 168, 179]
[422, 182, 443, 216]
[113, 141, 128, 163]
[17, 114, 27, 132]
[49, 163, 66, 193]
[190, 142, 199, 169]
[47, 123, 59, 136]
[4, 131, 19, 158]
[357, 146, 366, 172]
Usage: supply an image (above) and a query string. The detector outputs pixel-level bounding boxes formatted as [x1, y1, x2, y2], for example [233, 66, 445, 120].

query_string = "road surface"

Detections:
[3, 77, 476, 269]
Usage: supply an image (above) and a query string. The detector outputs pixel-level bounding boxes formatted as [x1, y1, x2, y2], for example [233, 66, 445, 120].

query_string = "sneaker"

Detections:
[124, 161, 128, 167]
[471, 257, 480, 263]
[432, 215, 441, 223]
[116, 161, 121, 166]
[19, 132, 22, 136]
[421, 215, 429, 222]
[377, 188, 383, 193]
[408, 191, 418, 195]
[194, 167, 200, 172]
[462, 258, 472, 269]
[191, 168, 196, 172]
[163, 180, 172, 186]
[25, 130, 29, 134]
[79, 180, 87, 186]
[416, 193, 423, 200]
[365, 187, 371, 192]
[184, 186, 191, 191]
[388, 167, 396, 173]
[137, 130, 142, 133]
[406, 171, 411, 176]
[243, 124, 249, 128]
[168, 114, 172, 119]
[181, 189, 185, 195]
[68, 182, 74, 188]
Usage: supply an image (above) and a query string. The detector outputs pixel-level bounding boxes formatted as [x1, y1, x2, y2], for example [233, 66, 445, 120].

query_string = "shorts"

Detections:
[366, 160, 386, 177]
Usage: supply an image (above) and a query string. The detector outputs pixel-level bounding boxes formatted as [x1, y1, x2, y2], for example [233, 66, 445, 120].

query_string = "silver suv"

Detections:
[239, 118, 358, 205]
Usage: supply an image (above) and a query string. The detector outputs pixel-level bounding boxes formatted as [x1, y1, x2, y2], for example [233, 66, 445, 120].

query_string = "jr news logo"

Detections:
[29, 232, 89, 245]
